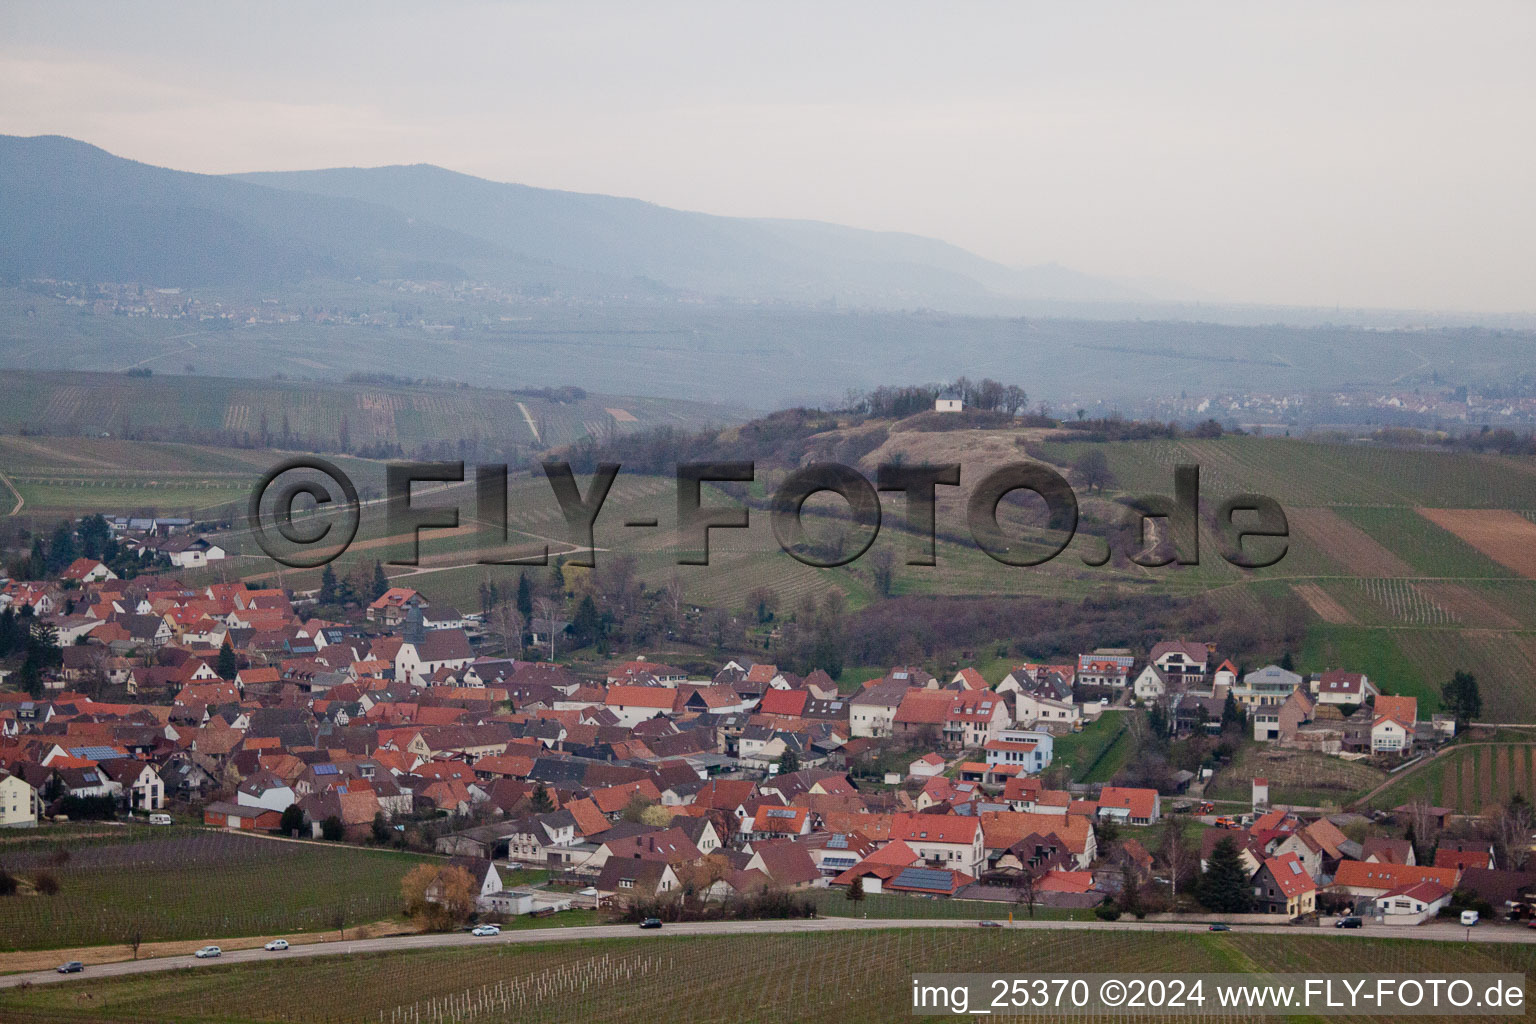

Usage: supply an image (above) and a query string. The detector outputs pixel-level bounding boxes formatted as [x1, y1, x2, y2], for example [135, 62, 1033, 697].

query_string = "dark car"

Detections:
[639, 917, 663, 929]
[1208, 923, 1231, 932]
[978, 920, 1002, 928]
[1335, 917, 1363, 929]
[56, 961, 84, 974]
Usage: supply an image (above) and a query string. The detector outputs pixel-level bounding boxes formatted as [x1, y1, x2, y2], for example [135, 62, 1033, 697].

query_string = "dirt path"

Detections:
[0, 468, 22, 516]
[1291, 582, 1357, 624]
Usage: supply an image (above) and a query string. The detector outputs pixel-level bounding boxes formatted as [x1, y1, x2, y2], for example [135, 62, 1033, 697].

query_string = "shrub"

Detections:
[1095, 900, 1122, 921]
[33, 870, 61, 896]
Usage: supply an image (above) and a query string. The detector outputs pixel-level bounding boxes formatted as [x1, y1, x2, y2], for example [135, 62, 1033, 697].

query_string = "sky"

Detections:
[2, 0, 1533, 313]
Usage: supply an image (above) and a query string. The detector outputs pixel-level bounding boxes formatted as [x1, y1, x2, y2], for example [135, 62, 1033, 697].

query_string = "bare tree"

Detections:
[534, 597, 561, 660]
[488, 601, 524, 659]
[1407, 797, 1442, 861]
[330, 902, 347, 939]
[1014, 865, 1039, 919]
[1492, 800, 1534, 870]
[1160, 818, 1194, 909]
[126, 924, 143, 961]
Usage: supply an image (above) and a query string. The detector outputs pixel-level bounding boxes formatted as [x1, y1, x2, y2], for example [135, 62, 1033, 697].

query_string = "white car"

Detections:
[264, 939, 290, 951]
[470, 924, 501, 936]
[194, 946, 222, 959]
[1098, 697, 1109, 705]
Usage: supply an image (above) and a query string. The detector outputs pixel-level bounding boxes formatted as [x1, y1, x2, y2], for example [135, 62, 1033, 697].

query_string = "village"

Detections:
[0, 518, 1529, 940]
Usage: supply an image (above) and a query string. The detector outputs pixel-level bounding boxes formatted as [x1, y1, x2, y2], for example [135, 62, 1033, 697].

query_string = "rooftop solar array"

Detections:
[892, 867, 956, 892]
[68, 746, 124, 761]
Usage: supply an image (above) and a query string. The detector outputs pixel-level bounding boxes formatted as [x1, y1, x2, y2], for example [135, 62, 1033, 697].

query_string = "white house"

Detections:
[890, 813, 985, 876]
[394, 628, 475, 687]
[1372, 696, 1418, 754]
[0, 773, 40, 828]
[934, 391, 964, 413]
[1015, 691, 1080, 732]
[1314, 670, 1379, 706]
[99, 760, 164, 811]
[849, 679, 909, 739]
[236, 770, 297, 814]
[1373, 881, 1452, 925]
[983, 729, 1054, 773]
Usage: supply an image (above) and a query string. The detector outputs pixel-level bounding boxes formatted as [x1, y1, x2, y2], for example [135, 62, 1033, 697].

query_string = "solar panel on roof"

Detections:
[70, 746, 123, 761]
[1289, 861, 1302, 874]
[313, 764, 340, 775]
[893, 867, 954, 891]
[827, 834, 848, 849]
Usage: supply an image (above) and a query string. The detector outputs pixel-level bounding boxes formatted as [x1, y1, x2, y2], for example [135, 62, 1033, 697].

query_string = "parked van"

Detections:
[149, 813, 173, 826]
[1461, 910, 1480, 926]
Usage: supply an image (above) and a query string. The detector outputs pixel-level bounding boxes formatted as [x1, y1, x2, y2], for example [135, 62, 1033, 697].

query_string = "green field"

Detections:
[2, 927, 1534, 1023]
[1049, 714, 1131, 783]
[0, 828, 433, 951]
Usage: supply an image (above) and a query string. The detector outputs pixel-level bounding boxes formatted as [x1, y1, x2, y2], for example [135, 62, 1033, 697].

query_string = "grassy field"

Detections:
[1048, 714, 1132, 783]
[0, 828, 433, 951]
[2, 928, 1534, 1023]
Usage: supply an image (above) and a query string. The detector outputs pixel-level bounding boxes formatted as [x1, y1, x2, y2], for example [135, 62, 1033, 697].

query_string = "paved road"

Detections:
[4, 916, 1529, 990]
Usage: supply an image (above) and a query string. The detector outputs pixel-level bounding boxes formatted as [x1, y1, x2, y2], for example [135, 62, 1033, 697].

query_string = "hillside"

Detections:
[0, 370, 738, 453]
[232, 162, 1143, 307]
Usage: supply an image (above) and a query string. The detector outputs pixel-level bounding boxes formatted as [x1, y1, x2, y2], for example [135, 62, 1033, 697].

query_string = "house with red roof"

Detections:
[1331, 860, 1459, 900]
[1096, 786, 1160, 826]
[604, 684, 680, 727]
[890, 812, 985, 875]
[62, 558, 116, 584]
[1374, 879, 1453, 925]
[1253, 852, 1317, 917]
[1372, 695, 1418, 753]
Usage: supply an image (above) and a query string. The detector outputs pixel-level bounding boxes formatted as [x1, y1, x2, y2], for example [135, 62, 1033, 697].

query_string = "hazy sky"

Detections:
[3, 1, 1533, 312]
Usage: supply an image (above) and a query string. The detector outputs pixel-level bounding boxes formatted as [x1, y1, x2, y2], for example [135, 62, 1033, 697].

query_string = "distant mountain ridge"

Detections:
[233, 162, 1146, 306]
[0, 134, 1141, 308]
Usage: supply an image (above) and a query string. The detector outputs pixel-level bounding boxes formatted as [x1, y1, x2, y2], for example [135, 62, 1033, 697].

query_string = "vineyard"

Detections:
[0, 370, 738, 456]
[1370, 742, 1536, 815]
[0, 830, 431, 951]
[3, 928, 1535, 1023]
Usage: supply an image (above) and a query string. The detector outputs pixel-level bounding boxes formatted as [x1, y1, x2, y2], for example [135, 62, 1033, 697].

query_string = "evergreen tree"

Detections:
[216, 640, 238, 680]
[1221, 690, 1244, 730]
[846, 874, 865, 901]
[1279, 651, 1295, 672]
[777, 748, 802, 775]
[1441, 671, 1482, 728]
[279, 804, 304, 836]
[516, 572, 533, 620]
[1197, 836, 1254, 913]
[371, 561, 390, 601]
[319, 565, 339, 606]
[47, 521, 78, 575]
[529, 782, 555, 814]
